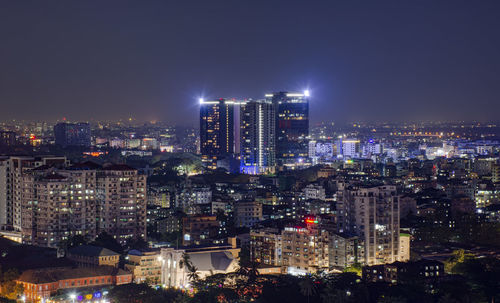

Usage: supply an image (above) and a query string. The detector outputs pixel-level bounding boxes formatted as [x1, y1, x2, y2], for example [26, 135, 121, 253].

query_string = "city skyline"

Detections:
[1, 1, 500, 123]
[1, 2, 500, 302]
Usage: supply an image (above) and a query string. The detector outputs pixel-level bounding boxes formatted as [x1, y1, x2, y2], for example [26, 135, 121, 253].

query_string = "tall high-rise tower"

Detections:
[240, 99, 276, 174]
[266, 91, 309, 166]
[337, 184, 400, 265]
[199, 99, 235, 169]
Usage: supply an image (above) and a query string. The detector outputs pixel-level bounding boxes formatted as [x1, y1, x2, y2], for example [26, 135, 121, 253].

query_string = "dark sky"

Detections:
[1, 0, 499, 125]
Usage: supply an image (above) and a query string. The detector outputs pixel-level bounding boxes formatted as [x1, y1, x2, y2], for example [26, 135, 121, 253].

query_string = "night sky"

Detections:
[1, 0, 499, 125]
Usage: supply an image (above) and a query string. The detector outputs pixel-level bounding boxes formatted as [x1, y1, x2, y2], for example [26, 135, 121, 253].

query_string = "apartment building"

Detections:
[182, 215, 220, 246]
[281, 225, 329, 274]
[250, 228, 282, 266]
[0, 156, 67, 232]
[337, 184, 400, 265]
[96, 164, 147, 245]
[22, 167, 97, 247]
[1, 158, 146, 248]
[125, 249, 162, 284]
[303, 184, 326, 201]
[234, 201, 263, 228]
[329, 233, 364, 269]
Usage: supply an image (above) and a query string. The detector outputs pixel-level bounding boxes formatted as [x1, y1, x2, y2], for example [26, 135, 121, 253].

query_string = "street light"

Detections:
[21, 295, 26, 302]
[69, 293, 76, 303]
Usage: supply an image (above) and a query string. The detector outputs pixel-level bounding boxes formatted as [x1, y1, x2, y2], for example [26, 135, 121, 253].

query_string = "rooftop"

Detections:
[68, 245, 120, 257]
[17, 266, 129, 284]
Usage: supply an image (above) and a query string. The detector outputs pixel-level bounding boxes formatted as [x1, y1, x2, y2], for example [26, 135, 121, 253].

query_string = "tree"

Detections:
[299, 275, 317, 303]
[344, 262, 362, 276]
[237, 260, 260, 285]
[60, 234, 88, 251]
[160, 231, 183, 247]
[179, 253, 193, 271]
[443, 249, 473, 273]
[378, 296, 407, 303]
[107, 283, 166, 303]
[453, 257, 500, 303]
[321, 286, 351, 303]
[187, 265, 200, 283]
[0, 269, 23, 300]
[437, 294, 461, 303]
[435, 279, 475, 303]
[178, 252, 200, 288]
[90, 232, 124, 254]
[127, 236, 149, 250]
[320, 273, 362, 303]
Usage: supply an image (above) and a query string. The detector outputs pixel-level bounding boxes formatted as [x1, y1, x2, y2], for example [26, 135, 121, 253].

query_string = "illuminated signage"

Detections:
[305, 218, 318, 224]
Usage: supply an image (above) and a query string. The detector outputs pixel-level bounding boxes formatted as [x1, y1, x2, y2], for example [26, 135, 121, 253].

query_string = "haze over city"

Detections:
[1, 0, 500, 123]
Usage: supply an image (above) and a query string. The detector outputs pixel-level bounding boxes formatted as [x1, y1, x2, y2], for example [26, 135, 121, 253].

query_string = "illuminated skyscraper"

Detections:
[240, 99, 276, 174]
[199, 98, 235, 169]
[266, 91, 309, 166]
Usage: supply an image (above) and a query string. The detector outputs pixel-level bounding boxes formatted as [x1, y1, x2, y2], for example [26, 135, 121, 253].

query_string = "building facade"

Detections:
[160, 240, 240, 288]
[234, 201, 263, 228]
[2, 159, 146, 248]
[199, 99, 235, 169]
[249, 228, 282, 266]
[182, 215, 220, 246]
[96, 164, 147, 245]
[24, 168, 97, 247]
[125, 249, 162, 284]
[303, 184, 326, 201]
[0, 131, 16, 146]
[329, 233, 364, 269]
[240, 99, 276, 174]
[17, 266, 132, 302]
[337, 185, 400, 265]
[281, 226, 329, 274]
[267, 92, 309, 166]
[67, 245, 120, 267]
[54, 122, 91, 147]
[0, 156, 68, 232]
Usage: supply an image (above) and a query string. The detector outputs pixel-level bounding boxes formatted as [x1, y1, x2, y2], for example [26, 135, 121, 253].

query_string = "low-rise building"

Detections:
[250, 228, 282, 266]
[303, 184, 326, 201]
[234, 201, 263, 228]
[160, 238, 240, 288]
[156, 210, 184, 235]
[397, 233, 411, 262]
[362, 260, 444, 284]
[67, 245, 120, 268]
[17, 266, 132, 302]
[125, 249, 162, 284]
[182, 215, 220, 246]
[282, 226, 329, 274]
[329, 233, 364, 270]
